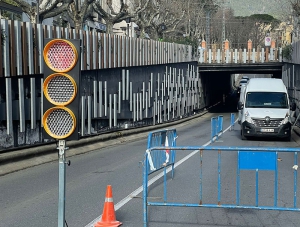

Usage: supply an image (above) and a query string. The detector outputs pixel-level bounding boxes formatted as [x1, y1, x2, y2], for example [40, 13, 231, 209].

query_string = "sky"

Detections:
[228, 0, 292, 19]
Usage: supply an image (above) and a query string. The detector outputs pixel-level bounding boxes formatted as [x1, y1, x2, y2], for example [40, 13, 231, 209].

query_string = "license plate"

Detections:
[261, 128, 274, 132]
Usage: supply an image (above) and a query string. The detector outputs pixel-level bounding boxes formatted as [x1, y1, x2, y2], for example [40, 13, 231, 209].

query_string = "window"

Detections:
[245, 92, 288, 108]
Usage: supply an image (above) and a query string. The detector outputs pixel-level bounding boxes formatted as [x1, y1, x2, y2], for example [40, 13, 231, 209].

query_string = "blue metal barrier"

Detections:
[143, 145, 300, 227]
[211, 117, 217, 142]
[230, 113, 235, 131]
[211, 116, 223, 142]
[217, 115, 223, 135]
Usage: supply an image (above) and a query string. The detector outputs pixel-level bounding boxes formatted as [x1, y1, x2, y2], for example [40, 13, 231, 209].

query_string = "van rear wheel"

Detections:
[241, 129, 247, 140]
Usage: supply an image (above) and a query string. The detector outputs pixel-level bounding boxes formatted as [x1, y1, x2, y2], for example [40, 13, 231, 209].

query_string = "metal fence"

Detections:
[143, 145, 300, 227]
[0, 19, 192, 77]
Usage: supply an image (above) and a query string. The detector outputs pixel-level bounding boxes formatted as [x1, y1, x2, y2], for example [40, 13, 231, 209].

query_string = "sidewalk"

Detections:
[0, 110, 208, 176]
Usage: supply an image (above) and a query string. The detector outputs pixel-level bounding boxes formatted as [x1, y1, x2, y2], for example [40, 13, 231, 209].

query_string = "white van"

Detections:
[237, 78, 296, 141]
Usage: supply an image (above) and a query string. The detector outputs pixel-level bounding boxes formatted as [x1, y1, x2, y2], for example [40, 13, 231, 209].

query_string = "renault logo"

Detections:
[265, 116, 271, 124]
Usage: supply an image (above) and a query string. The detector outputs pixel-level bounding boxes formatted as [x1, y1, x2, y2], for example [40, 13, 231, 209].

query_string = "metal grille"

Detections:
[45, 109, 74, 137]
[47, 41, 76, 71]
[46, 75, 75, 104]
[252, 118, 283, 127]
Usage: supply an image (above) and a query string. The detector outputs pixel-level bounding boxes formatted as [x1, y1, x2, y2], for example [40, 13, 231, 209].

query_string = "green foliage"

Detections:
[282, 44, 293, 61]
[2, 0, 19, 7]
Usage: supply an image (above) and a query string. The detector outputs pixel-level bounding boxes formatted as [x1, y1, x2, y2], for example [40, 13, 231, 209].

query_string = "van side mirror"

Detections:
[290, 102, 296, 111]
[237, 101, 244, 110]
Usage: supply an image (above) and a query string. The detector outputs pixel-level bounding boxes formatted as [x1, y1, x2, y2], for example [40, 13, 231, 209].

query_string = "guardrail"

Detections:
[143, 145, 300, 226]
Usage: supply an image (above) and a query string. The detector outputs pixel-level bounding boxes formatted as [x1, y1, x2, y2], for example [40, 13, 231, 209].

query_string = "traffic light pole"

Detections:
[57, 140, 67, 227]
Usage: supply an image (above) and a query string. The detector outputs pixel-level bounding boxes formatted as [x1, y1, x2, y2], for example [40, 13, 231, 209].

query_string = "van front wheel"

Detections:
[241, 129, 247, 140]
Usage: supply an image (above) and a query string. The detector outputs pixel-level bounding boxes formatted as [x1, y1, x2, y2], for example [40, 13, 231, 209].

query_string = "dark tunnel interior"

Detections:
[200, 67, 283, 113]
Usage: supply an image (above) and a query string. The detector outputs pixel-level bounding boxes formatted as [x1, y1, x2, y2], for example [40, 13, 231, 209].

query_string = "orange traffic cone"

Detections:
[94, 185, 122, 227]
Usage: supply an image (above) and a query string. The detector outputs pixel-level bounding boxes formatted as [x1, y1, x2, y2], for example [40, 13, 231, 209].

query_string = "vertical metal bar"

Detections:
[142, 82, 145, 109]
[237, 151, 240, 205]
[164, 166, 167, 202]
[99, 81, 103, 117]
[5, 78, 13, 135]
[126, 70, 129, 100]
[143, 152, 149, 227]
[145, 92, 148, 118]
[274, 152, 278, 207]
[153, 101, 156, 125]
[86, 31, 90, 70]
[140, 93, 143, 120]
[18, 78, 25, 132]
[122, 70, 125, 100]
[30, 78, 36, 129]
[150, 73, 153, 97]
[130, 82, 133, 111]
[26, 22, 34, 74]
[114, 94, 117, 127]
[218, 150, 221, 205]
[163, 99, 166, 122]
[157, 73, 160, 97]
[136, 93, 139, 121]
[58, 140, 66, 227]
[148, 82, 151, 106]
[104, 81, 107, 116]
[118, 82, 121, 113]
[200, 149, 203, 205]
[109, 94, 112, 128]
[81, 96, 86, 136]
[87, 96, 92, 134]
[103, 34, 107, 68]
[133, 93, 136, 122]
[93, 81, 98, 118]
[256, 169, 259, 207]
[118, 36, 121, 67]
[294, 152, 298, 208]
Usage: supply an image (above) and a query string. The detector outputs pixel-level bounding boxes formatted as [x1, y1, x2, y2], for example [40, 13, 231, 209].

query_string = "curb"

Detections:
[0, 110, 209, 165]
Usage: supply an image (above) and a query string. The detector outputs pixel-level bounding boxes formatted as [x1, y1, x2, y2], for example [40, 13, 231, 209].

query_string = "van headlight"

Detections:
[245, 111, 254, 124]
[280, 113, 289, 125]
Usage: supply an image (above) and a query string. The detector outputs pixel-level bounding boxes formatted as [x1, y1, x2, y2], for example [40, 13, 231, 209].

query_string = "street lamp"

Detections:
[125, 17, 131, 37]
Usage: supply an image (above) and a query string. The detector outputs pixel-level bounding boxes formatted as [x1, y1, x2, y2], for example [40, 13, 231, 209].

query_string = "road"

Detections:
[1, 105, 300, 227]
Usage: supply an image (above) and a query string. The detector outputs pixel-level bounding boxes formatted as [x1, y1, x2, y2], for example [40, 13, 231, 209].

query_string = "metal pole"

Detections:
[58, 140, 67, 227]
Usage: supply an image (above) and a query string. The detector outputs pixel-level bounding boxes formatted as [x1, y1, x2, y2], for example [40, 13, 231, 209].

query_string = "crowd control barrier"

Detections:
[211, 115, 223, 142]
[146, 129, 177, 175]
[143, 145, 300, 227]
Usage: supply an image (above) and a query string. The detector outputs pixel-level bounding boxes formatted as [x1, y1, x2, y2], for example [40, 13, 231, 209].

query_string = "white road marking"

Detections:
[84, 120, 236, 227]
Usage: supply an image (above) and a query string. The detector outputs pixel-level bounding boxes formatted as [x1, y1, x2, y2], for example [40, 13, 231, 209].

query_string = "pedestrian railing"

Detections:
[143, 145, 300, 227]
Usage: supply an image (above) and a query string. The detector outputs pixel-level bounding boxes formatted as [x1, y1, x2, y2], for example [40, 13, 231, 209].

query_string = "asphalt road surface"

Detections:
[1, 106, 300, 227]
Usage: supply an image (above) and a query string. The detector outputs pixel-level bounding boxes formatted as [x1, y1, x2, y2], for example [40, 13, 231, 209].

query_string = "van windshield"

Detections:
[245, 92, 288, 108]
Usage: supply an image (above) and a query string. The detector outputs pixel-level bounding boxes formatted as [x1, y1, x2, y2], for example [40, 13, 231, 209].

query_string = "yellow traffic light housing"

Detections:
[42, 39, 81, 140]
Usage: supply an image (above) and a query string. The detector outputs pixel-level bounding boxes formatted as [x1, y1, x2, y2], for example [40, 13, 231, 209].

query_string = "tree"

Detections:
[13, 0, 73, 24]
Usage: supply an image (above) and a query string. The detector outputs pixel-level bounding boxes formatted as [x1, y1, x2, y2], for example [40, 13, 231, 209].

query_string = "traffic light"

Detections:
[42, 38, 81, 140]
